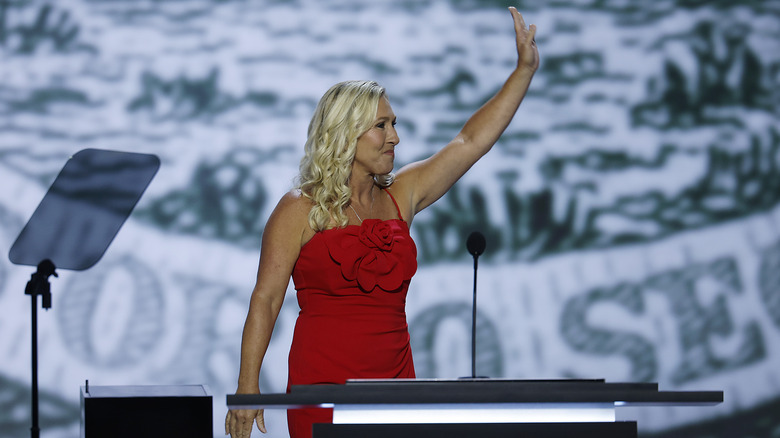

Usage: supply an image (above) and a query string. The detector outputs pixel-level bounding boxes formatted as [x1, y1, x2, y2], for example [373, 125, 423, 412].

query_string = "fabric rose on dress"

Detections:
[359, 220, 395, 251]
[326, 219, 417, 293]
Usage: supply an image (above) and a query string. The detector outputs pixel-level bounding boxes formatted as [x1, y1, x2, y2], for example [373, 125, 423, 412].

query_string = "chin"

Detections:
[379, 165, 394, 175]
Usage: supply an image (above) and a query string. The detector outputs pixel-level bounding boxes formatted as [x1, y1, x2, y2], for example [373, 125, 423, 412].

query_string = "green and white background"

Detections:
[1, 0, 779, 436]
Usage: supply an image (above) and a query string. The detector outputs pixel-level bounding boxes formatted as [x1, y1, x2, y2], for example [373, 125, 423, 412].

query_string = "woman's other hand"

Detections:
[225, 402, 266, 437]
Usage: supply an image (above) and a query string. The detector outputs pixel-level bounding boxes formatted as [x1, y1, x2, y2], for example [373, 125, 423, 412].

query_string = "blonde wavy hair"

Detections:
[297, 80, 395, 231]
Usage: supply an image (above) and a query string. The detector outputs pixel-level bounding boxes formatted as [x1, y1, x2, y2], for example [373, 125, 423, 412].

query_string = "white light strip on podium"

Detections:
[333, 403, 616, 424]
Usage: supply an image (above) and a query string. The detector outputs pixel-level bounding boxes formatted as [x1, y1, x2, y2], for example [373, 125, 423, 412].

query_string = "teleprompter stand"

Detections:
[9, 149, 159, 438]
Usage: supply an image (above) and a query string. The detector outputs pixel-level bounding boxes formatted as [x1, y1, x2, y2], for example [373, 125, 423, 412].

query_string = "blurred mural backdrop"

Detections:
[1, 0, 779, 437]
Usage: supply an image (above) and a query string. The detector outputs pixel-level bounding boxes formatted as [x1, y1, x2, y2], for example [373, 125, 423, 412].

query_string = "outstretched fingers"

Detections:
[509, 6, 525, 34]
[509, 6, 539, 70]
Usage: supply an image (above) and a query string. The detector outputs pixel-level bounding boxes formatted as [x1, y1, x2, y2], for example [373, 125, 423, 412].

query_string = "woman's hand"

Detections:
[509, 7, 539, 72]
[225, 390, 266, 438]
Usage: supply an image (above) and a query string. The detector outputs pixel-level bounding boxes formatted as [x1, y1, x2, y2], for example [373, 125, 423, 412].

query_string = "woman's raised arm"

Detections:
[396, 7, 539, 216]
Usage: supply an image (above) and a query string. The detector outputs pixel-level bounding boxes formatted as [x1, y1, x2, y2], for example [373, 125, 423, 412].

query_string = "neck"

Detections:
[350, 174, 377, 206]
[348, 175, 378, 224]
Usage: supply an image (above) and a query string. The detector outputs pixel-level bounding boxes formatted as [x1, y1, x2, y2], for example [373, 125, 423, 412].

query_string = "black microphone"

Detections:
[467, 231, 486, 257]
[466, 231, 485, 379]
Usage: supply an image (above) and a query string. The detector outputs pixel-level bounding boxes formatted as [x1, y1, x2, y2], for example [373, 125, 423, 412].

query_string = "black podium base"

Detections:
[80, 385, 212, 438]
[314, 421, 638, 438]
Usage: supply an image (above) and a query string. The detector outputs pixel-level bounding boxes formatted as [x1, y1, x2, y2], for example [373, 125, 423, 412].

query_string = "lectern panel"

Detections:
[314, 421, 638, 438]
[332, 402, 615, 424]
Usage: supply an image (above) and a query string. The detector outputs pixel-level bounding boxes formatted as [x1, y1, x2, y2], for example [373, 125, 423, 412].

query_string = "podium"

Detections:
[227, 379, 723, 438]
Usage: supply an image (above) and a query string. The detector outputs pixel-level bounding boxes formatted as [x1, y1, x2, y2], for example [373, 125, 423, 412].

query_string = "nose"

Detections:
[387, 124, 400, 146]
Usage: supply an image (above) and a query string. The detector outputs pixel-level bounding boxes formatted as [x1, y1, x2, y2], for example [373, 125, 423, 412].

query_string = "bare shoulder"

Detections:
[384, 174, 416, 223]
[393, 148, 460, 215]
[276, 189, 312, 214]
[266, 189, 314, 246]
[252, 190, 312, 289]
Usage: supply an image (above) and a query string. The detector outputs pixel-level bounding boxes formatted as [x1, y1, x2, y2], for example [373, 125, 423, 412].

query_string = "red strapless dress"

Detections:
[286, 191, 417, 438]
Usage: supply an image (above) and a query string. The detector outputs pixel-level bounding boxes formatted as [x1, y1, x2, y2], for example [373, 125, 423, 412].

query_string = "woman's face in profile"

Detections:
[352, 96, 399, 177]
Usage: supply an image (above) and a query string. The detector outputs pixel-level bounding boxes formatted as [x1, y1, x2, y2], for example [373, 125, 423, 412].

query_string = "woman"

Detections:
[226, 7, 538, 438]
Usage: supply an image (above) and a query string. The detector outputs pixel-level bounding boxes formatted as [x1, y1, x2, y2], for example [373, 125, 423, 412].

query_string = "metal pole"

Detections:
[31, 292, 39, 438]
[25, 260, 55, 438]
[471, 255, 478, 379]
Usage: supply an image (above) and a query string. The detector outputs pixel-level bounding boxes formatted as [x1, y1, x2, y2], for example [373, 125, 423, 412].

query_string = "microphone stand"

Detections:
[466, 232, 485, 379]
[471, 251, 478, 378]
